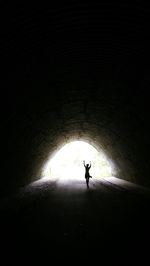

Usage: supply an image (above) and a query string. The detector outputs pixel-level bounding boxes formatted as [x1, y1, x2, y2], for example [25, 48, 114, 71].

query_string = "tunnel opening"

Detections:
[41, 140, 116, 180]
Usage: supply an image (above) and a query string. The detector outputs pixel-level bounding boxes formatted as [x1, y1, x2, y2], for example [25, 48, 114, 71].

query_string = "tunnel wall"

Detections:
[3, 66, 150, 198]
[1, 2, 150, 198]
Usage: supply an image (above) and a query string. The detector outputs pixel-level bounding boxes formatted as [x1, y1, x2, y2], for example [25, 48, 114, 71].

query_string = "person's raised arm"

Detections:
[89, 161, 92, 168]
[83, 160, 86, 167]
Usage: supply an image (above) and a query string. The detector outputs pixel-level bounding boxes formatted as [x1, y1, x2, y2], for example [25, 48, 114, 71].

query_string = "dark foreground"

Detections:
[0, 177, 150, 265]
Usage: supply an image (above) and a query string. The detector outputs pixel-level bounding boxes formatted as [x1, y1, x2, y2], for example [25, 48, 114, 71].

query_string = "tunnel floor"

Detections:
[0, 177, 150, 264]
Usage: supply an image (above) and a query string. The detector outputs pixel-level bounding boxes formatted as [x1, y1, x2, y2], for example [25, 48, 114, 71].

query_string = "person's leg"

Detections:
[86, 177, 89, 188]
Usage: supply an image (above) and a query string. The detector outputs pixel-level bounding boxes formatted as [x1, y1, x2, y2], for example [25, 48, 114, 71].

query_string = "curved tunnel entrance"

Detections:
[42, 141, 116, 180]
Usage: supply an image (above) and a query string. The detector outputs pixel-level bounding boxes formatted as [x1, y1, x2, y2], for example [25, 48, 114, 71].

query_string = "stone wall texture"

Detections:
[1, 2, 150, 197]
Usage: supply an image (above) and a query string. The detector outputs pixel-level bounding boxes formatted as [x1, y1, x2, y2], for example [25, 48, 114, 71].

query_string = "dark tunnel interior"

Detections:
[1, 2, 150, 264]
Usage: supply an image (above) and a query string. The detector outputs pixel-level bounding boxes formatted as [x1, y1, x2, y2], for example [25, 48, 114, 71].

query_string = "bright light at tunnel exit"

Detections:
[42, 141, 113, 180]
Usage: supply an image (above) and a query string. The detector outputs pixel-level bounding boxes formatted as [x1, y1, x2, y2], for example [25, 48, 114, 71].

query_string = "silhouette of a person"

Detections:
[83, 160, 92, 188]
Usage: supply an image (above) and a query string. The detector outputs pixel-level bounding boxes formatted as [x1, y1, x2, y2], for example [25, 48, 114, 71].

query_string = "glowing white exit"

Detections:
[42, 141, 113, 180]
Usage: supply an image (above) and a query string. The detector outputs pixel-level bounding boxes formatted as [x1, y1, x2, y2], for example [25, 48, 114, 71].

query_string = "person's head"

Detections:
[86, 164, 89, 167]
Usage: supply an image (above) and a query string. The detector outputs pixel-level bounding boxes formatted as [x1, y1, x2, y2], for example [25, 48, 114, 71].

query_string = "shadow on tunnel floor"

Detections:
[0, 179, 150, 264]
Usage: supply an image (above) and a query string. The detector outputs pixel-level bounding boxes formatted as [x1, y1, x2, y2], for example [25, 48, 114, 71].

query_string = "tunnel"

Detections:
[1, 2, 150, 264]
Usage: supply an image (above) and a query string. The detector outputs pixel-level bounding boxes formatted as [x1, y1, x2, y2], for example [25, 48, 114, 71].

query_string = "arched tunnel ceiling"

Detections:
[1, 2, 150, 197]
